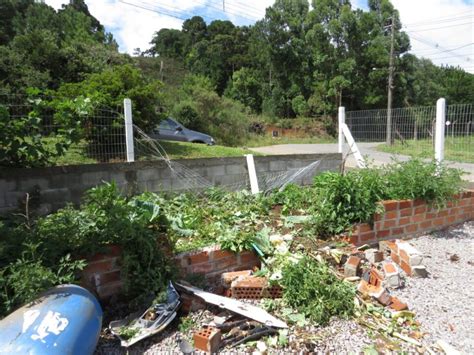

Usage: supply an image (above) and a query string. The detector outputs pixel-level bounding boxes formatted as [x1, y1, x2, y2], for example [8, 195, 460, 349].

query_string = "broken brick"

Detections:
[379, 240, 398, 254]
[382, 261, 400, 288]
[357, 279, 369, 296]
[391, 251, 400, 265]
[396, 240, 423, 266]
[369, 268, 384, 287]
[389, 297, 408, 311]
[193, 327, 221, 354]
[231, 276, 282, 299]
[399, 260, 413, 276]
[367, 284, 391, 306]
[344, 255, 361, 277]
[180, 293, 206, 313]
[221, 270, 253, 287]
[365, 248, 384, 264]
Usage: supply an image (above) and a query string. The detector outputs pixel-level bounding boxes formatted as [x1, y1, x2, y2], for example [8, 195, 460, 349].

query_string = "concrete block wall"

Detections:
[348, 190, 474, 245]
[81, 245, 260, 300]
[0, 153, 341, 215]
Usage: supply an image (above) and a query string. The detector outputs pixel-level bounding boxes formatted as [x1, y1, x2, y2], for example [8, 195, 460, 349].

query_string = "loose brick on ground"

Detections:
[344, 255, 361, 277]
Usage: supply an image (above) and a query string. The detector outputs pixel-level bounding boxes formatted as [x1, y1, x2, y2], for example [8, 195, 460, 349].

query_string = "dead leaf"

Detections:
[448, 323, 455, 332]
[449, 254, 460, 262]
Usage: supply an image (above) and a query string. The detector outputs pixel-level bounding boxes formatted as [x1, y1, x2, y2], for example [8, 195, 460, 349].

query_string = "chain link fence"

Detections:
[346, 103, 473, 163]
[0, 94, 126, 167]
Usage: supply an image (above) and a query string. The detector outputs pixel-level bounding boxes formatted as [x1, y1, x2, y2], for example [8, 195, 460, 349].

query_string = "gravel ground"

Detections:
[95, 311, 373, 354]
[96, 221, 474, 354]
[392, 221, 474, 353]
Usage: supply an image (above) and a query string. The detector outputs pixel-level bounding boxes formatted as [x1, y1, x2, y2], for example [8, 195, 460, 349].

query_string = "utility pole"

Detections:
[386, 15, 395, 145]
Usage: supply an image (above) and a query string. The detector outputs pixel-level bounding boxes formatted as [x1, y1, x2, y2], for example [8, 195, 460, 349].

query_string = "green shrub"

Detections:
[0, 242, 85, 316]
[26, 183, 173, 302]
[281, 256, 355, 325]
[0, 103, 72, 167]
[172, 74, 250, 146]
[311, 169, 386, 236]
[384, 159, 464, 206]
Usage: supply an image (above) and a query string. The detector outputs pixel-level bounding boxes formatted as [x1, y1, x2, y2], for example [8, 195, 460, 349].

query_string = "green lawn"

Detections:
[377, 136, 473, 163]
[44, 135, 340, 166]
[147, 141, 260, 159]
[244, 135, 336, 147]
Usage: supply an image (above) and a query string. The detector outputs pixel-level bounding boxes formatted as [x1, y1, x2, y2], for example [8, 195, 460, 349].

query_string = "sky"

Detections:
[45, 0, 473, 73]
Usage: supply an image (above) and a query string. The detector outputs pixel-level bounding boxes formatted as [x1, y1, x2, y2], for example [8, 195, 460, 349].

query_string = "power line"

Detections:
[206, 0, 263, 19]
[409, 33, 471, 62]
[403, 11, 473, 26]
[404, 14, 473, 28]
[412, 43, 474, 54]
[118, 0, 188, 20]
[405, 21, 472, 33]
[424, 43, 474, 56]
[119, 0, 256, 23]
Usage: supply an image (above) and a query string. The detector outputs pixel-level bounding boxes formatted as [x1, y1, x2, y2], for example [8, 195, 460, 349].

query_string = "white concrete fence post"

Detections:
[124, 98, 135, 163]
[435, 98, 446, 164]
[245, 154, 260, 194]
[338, 106, 345, 154]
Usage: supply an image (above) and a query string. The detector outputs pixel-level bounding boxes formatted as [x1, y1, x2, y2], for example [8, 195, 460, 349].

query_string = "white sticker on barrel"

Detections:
[31, 311, 69, 343]
[22, 310, 40, 333]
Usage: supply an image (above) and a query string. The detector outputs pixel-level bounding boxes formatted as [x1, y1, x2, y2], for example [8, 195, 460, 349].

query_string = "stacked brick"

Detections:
[81, 245, 123, 300]
[82, 245, 260, 301]
[382, 240, 428, 277]
[348, 190, 474, 246]
[175, 245, 260, 283]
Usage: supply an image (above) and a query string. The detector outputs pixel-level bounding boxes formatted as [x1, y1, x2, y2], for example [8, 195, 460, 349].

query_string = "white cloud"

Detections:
[392, 0, 473, 73]
[45, 0, 274, 53]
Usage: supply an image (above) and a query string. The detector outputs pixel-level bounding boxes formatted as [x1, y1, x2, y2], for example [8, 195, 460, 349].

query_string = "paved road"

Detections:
[250, 143, 474, 181]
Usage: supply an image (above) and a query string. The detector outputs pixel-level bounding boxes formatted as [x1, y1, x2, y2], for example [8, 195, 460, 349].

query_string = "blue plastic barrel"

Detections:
[0, 284, 102, 355]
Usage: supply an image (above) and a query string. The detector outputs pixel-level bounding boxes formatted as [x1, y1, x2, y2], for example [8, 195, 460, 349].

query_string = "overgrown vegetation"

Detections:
[271, 159, 464, 236]
[280, 256, 355, 324]
[0, 183, 173, 316]
[0, 159, 465, 317]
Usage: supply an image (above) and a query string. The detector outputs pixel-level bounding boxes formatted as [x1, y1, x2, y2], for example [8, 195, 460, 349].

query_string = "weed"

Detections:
[178, 316, 194, 333]
[280, 256, 355, 325]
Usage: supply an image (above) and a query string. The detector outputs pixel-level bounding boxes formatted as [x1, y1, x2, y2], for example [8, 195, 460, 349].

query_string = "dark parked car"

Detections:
[149, 118, 215, 145]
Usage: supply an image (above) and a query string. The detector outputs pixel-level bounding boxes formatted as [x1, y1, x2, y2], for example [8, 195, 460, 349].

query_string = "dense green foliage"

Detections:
[0, 0, 126, 93]
[0, 102, 73, 167]
[171, 75, 250, 146]
[0, 159, 465, 316]
[150, 1, 474, 117]
[281, 256, 355, 324]
[0, 183, 173, 316]
[272, 159, 464, 236]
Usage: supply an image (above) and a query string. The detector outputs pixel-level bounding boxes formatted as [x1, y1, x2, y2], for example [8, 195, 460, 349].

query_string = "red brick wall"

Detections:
[349, 190, 474, 246]
[81, 245, 260, 301]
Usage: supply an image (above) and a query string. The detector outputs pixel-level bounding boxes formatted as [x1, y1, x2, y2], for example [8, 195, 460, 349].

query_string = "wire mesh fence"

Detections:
[346, 103, 473, 163]
[0, 94, 126, 167]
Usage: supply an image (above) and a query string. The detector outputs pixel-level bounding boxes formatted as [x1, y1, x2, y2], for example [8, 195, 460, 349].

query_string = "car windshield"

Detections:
[159, 118, 180, 130]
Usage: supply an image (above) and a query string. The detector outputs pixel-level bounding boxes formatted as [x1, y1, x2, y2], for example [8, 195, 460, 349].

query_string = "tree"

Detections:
[225, 68, 262, 113]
